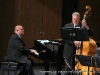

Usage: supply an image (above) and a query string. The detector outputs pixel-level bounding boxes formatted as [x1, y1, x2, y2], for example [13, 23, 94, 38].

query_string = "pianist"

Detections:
[5, 25, 38, 75]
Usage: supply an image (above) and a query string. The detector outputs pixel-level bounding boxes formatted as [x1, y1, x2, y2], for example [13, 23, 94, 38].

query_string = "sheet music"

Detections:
[37, 40, 50, 44]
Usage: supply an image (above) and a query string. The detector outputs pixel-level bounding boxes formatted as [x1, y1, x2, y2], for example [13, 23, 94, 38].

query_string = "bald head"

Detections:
[14, 25, 24, 36]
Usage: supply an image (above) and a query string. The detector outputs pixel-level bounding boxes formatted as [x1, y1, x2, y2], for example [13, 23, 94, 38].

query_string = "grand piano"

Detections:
[32, 39, 65, 74]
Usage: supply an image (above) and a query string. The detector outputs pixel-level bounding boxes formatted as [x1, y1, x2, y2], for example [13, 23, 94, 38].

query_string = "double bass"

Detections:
[75, 5, 97, 75]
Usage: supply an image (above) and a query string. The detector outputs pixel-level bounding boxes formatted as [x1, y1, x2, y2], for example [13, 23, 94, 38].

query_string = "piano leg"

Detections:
[57, 45, 64, 75]
[44, 60, 50, 75]
[44, 61, 49, 71]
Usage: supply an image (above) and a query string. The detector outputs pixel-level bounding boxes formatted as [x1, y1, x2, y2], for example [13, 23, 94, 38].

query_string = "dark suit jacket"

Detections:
[5, 33, 31, 63]
[63, 22, 94, 59]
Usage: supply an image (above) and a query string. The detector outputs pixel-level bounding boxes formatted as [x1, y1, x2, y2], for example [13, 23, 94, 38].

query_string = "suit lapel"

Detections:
[69, 23, 74, 27]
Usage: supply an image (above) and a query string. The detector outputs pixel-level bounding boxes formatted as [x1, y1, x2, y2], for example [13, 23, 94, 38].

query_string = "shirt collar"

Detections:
[16, 33, 21, 38]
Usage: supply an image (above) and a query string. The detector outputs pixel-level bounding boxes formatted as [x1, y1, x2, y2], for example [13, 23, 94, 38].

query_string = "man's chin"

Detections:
[21, 34, 24, 36]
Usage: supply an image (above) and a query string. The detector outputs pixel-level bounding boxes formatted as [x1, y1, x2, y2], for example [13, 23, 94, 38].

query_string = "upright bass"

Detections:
[75, 5, 97, 75]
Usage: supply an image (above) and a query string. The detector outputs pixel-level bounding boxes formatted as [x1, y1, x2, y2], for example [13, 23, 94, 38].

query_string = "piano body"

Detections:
[32, 40, 65, 73]
[33, 40, 53, 61]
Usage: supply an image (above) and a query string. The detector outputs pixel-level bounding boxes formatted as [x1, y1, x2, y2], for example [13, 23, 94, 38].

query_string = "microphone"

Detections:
[77, 41, 81, 52]
[77, 45, 81, 52]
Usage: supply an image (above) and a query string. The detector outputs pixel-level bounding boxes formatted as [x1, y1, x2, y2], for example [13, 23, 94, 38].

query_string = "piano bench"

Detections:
[1, 61, 19, 75]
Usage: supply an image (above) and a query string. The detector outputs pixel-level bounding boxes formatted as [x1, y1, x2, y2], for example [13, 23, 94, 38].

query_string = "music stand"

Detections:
[92, 56, 100, 74]
[60, 27, 89, 41]
[75, 55, 92, 75]
[60, 27, 89, 73]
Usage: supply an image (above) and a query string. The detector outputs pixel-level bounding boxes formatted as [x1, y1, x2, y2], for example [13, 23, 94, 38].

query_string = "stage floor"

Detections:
[0, 63, 65, 75]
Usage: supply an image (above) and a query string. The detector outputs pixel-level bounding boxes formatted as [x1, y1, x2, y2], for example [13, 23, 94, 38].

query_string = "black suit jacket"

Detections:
[5, 33, 31, 63]
[63, 22, 94, 59]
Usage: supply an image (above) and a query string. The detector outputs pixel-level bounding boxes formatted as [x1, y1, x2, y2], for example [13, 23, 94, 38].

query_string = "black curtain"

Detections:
[62, 0, 78, 27]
